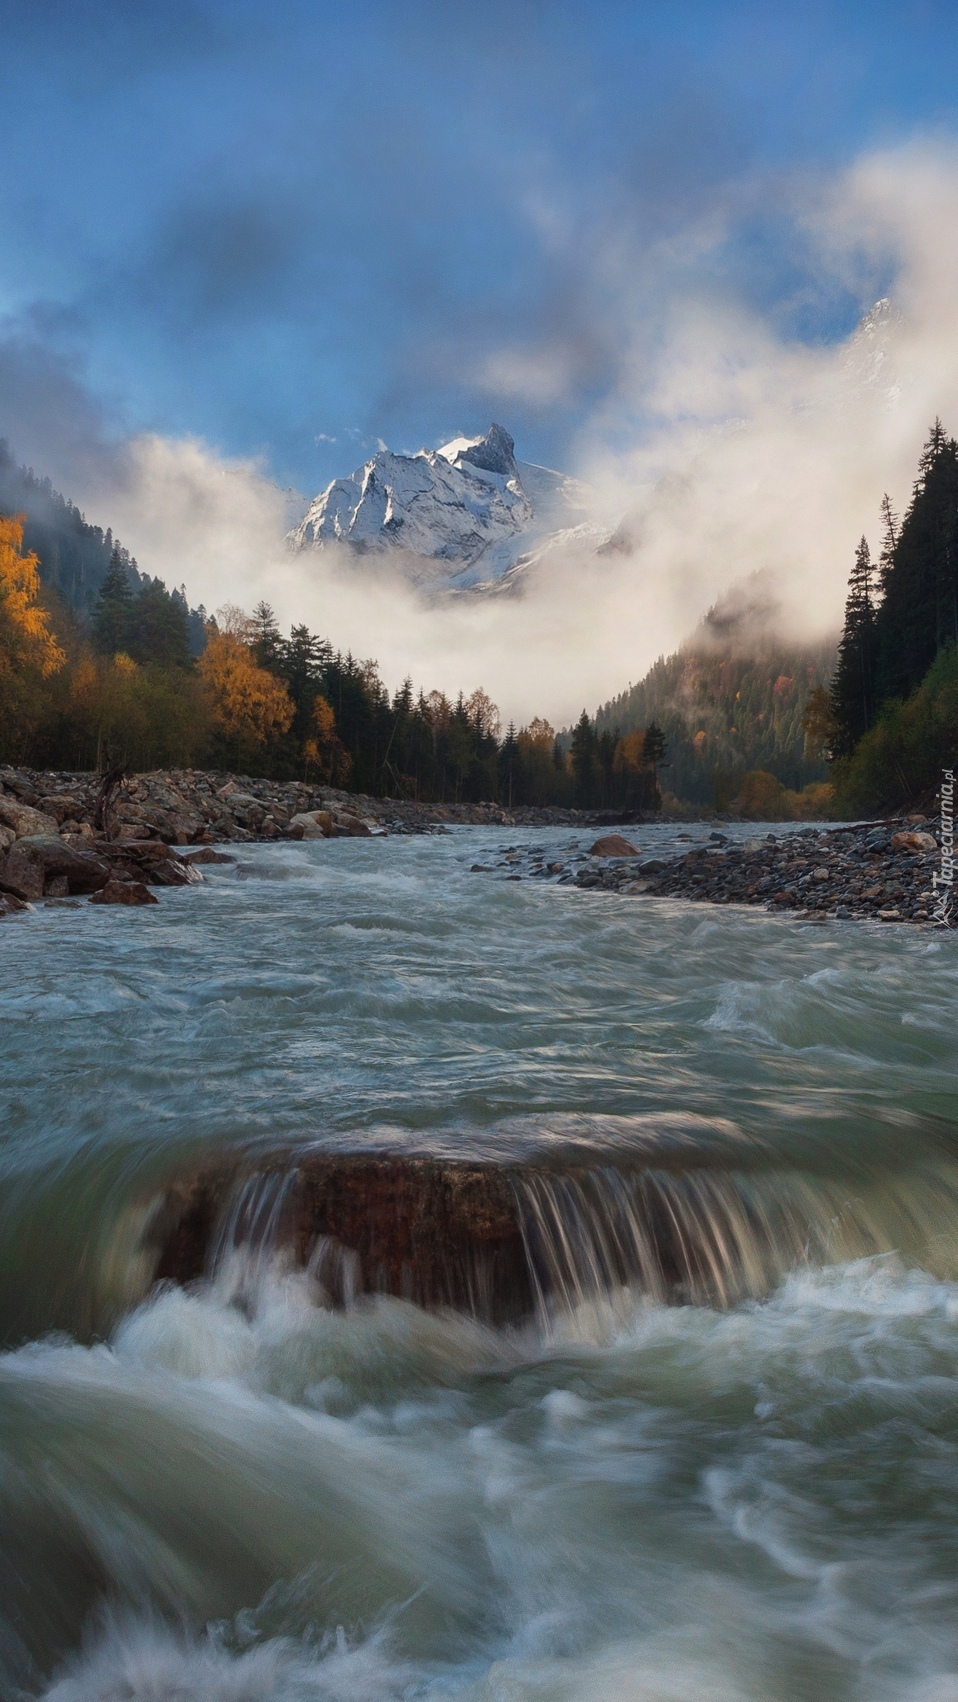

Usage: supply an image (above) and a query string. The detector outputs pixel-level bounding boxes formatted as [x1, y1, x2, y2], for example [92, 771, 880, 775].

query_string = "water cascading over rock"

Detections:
[144, 1137, 958, 1327]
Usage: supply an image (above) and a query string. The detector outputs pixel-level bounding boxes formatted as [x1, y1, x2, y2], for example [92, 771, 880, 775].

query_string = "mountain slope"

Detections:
[0, 440, 207, 650]
[290, 423, 593, 589]
[596, 638, 837, 806]
[0, 439, 139, 618]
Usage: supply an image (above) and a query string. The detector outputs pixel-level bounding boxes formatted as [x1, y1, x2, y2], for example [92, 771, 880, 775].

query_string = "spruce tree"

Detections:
[499, 721, 519, 806]
[643, 721, 668, 801]
[251, 601, 283, 671]
[875, 421, 958, 702]
[830, 537, 877, 756]
[280, 625, 333, 726]
[92, 547, 133, 655]
[877, 493, 899, 594]
[125, 578, 192, 669]
[570, 711, 597, 807]
[597, 728, 617, 806]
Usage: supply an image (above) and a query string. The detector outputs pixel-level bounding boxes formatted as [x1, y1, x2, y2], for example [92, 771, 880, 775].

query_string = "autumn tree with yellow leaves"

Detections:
[0, 515, 65, 678]
[198, 607, 295, 760]
[0, 515, 67, 758]
[303, 693, 351, 784]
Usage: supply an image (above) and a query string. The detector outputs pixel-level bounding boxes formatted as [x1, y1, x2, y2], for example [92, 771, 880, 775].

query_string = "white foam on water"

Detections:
[1, 832, 957, 1696]
[0, 1254, 954, 1698]
[42, 1617, 421, 1702]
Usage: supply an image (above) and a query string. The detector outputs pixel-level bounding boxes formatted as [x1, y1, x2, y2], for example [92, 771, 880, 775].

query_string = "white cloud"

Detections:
[56, 139, 958, 726]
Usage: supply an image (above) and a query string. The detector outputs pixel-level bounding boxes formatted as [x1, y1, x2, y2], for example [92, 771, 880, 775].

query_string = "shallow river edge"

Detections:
[0, 762, 951, 927]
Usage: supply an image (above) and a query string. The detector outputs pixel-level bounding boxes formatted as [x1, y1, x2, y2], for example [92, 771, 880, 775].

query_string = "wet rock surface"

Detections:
[478, 816, 951, 926]
[89, 879, 159, 907]
[145, 1145, 775, 1323]
[0, 763, 609, 920]
[152, 1154, 534, 1322]
[0, 764, 596, 848]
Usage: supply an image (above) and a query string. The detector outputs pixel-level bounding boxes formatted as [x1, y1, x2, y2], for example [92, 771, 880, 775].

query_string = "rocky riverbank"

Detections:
[477, 819, 951, 926]
[0, 764, 598, 916]
[0, 765, 592, 845]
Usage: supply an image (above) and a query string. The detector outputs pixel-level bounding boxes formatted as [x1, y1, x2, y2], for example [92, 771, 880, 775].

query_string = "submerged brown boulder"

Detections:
[97, 840, 203, 887]
[183, 847, 235, 866]
[153, 1155, 534, 1322]
[89, 879, 159, 906]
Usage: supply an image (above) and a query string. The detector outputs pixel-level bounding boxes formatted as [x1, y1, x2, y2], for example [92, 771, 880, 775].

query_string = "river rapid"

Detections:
[1, 821, 958, 1701]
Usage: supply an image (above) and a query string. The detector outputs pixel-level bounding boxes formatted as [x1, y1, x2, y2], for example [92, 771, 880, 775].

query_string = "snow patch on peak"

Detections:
[437, 422, 518, 478]
[290, 423, 595, 589]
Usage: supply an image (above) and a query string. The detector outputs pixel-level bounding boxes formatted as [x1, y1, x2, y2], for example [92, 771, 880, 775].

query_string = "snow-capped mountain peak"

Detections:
[435, 422, 519, 477]
[289, 423, 592, 589]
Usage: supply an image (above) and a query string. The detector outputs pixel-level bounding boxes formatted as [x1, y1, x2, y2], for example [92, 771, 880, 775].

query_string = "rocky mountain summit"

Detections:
[289, 423, 597, 590]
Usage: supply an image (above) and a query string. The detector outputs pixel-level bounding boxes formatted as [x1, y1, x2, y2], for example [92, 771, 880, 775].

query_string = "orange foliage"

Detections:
[518, 716, 554, 754]
[198, 625, 294, 747]
[613, 729, 646, 774]
[309, 692, 350, 784]
[312, 694, 336, 742]
[0, 515, 65, 677]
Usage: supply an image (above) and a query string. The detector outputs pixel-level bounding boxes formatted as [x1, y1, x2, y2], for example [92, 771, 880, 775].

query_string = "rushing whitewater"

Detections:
[1, 822, 958, 1700]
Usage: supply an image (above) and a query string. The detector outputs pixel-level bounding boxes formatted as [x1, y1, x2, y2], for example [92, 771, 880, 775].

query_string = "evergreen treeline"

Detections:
[829, 422, 958, 813]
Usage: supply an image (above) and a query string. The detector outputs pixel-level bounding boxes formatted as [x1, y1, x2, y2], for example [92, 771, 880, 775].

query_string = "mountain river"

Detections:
[1, 822, 957, 1701]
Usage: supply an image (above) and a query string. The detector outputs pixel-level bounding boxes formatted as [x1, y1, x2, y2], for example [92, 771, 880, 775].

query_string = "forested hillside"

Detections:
[595, 641, 836, 809]
[0, 441, 207, 651]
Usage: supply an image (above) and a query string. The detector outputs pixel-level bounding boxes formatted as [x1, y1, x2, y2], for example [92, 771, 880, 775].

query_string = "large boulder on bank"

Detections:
[38, 793, 87, 827]
[0, 892, 30, 919]
[223, 791, 266, 830]
[0, 798, 58, 840]
[590, 834, 639, 858]
[891, 830, 937, 852]
[288, 809, 374, 840]
[0, 835, 111, 900]
[288, 810, 334, 839]
[333, 812, 373, 837]
[98, 840, 203, 887]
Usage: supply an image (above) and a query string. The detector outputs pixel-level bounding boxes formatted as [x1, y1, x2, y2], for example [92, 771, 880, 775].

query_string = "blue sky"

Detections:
[2, 0, 958, 496]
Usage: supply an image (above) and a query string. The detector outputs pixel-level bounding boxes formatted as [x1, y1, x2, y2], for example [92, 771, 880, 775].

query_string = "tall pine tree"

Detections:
[251, 601, 283, 671]
[643, 721, 668, 803]
[877, 493, 899, 594]
[126, 578, 192, 669]
[875, 421, 958, 702]
[92, 547, 134, 655]
[570, 711, 597, 806]
[831, 537, 877, 756]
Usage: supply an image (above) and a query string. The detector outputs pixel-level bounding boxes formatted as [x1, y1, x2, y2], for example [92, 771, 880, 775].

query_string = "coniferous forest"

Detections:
[824, 422, 958, 813]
